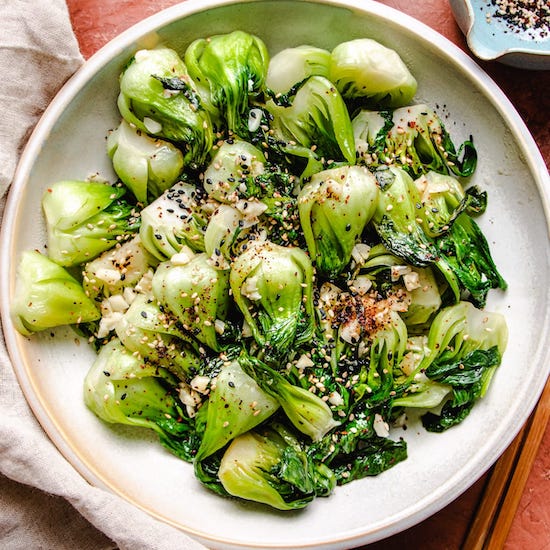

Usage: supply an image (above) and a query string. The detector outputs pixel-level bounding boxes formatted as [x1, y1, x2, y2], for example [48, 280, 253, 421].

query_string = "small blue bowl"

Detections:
[450, 0, 550, 69]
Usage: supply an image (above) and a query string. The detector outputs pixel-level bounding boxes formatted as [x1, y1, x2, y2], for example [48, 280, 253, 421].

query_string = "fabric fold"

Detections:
[0, 2, 206, 548]
[0, 0, 83, 194]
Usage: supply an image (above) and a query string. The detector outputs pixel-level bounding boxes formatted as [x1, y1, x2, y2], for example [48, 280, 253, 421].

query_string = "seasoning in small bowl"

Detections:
[450, 0, 550, 69]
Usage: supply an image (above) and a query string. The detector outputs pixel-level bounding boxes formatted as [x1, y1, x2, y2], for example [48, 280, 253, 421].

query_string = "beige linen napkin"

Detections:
[0, 2, 206, 549]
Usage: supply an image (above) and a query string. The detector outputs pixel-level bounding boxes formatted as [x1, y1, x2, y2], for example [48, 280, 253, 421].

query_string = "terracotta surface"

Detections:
[65, 0, 550, 548]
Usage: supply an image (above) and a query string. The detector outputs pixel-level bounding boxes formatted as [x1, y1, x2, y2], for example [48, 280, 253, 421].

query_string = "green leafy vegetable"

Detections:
[13, 34, 509, 513]
[436, 213, 507, 308]
[185, 31, 269, 137]
[117, 47, 213, 168]
[355, 310, 408, 405]
[107, 119, 184, 204]
[330, 38, 417, 108]
[371, 166, 505, 307]
[139, 181, 207, 261]
[267, 75, 356, 164]
[82, 236, 156, 303]
[394, 301, 507, 429]
[202, 138, 266, 202]
[353, 104, 477, 177]
[115, 294, 202, 380]
[310, 410, 407, 485]
[152, 253, 231, 352]
[266, 45, 331, 95]
[240, 354, 340, 441]
[203, 204, 252, 263]
[414, 171, 482, 238]
[399, 267, 442, 326]
[354, 246, 443, 326]
[11, 250, 100, 335]
[229, 241, 315, 359]
[371, 166, 438, 267]
[422, 347, 502, 432]
[194, 359, 279, 461]
[298, 165, 379, 278]
[218, 422, 336, 509]
[42, 180, 139, 267]
[83, 339, 199, 461]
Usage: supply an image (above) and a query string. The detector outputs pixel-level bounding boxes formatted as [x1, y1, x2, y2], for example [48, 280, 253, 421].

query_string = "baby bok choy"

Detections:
[229, 241, 315, 360]
[309, 408, 408, 485]
[152, 252, 231, 352]
[394, 301, 508, 431]
[435, 212, 507, 308]
[353, 104, 477, 178]
[117, 47, 213, 168]
[298, 165, 379, 278]
[371, 165, 506, 307]
[353, 309, 408, 405]
[352, 243, 443, 327]
[81, 235, 156, 303]
[239, 353, 340, 442]
[184, 30, 269, 137]
[330, 38, 417, 108]
[11, 250, 100, 335]
[266, 45, 331, 95]
[139, 180, 207, 261]
[114, 294, 202, 380]
[218, 422, 336, 510]
[107, 120, 184, 204]
[202, 138, 266, 203]
[194, 359, 279, 463]
[413, 171, 486, 239]
[266, 75, 356, 165]
[42, 180, 140, 267]
[11, 31, 510, 514]
[84, 339, 199, 461]
[192, 359, 279, 494]
[371, 166, 438, 267]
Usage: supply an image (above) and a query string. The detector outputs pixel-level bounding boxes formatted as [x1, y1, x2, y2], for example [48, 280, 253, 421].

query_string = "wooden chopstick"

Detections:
[462, 425, 526, 549]
[463, 375, 550, 550]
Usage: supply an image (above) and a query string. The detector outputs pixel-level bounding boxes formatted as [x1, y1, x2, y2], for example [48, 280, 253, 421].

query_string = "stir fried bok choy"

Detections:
[11, 30, 508, 512]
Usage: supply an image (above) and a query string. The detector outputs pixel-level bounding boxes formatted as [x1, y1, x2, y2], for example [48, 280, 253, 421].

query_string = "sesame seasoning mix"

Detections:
[485, 0, 550, 39]
[11, 30, 508, 511]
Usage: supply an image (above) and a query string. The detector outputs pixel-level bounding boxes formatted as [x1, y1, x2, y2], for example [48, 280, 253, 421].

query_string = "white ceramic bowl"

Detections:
[2, 1, 550, 548]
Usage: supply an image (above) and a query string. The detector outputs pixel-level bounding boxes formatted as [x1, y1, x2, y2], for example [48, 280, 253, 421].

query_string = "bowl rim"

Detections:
[2, 0, 550, 547]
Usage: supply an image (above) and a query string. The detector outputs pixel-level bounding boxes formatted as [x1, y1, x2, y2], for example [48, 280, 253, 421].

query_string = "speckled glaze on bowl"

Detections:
[450, 0, 550, 69]
[2, 0, 550, 548]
